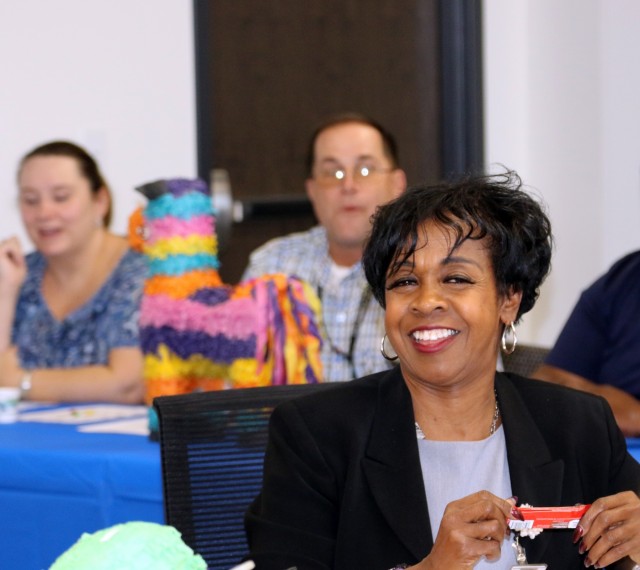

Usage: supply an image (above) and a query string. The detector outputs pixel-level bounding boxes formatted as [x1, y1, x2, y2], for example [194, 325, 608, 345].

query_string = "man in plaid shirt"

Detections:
[243, 113, 406, 382]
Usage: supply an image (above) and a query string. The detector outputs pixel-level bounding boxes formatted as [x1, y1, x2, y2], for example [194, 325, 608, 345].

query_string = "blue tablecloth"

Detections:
[0, 406, 638, 570]
[0, 406, 163, 570]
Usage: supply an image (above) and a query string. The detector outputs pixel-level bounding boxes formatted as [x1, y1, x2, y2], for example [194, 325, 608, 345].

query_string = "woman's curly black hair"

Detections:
[362, 171, 553, 322]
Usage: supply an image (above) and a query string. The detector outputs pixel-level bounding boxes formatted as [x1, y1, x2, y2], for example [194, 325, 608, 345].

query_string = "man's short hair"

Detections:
[305, 112, 400, 177]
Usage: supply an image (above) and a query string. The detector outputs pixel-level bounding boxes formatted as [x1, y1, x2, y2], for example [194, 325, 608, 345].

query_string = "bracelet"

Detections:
[388, 565, 408, 570]
[20, 372, 32, 399]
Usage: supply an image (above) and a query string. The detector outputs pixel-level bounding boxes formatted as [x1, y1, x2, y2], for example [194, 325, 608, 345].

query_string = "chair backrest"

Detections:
[154, 383, 335, 570]
[501, 344, 550, 378]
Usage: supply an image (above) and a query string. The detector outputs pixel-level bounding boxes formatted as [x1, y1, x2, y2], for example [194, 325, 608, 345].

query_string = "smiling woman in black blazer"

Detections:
[246, 172, 640, 570]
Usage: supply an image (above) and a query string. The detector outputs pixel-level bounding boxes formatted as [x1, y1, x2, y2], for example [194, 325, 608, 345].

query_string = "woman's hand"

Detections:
[0, 237, 26, 351]
[0, 237, 27, 295]
[574, 491, 640, 568]
[412, 491, 515, 570]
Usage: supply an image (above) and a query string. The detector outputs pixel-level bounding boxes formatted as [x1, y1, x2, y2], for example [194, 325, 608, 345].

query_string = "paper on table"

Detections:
[17, 401, 55, 412]
[78, 416, 150, 436]
[19, 404, 148, 425]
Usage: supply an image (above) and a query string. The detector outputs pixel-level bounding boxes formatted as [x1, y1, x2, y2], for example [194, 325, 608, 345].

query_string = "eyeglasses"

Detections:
[314, 163, 392, 187]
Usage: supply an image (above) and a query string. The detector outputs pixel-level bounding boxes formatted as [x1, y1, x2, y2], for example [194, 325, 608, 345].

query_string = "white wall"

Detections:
[4, 0, 638, 350]
[0, 0, 196, 246]
[484, 0, 640, 346]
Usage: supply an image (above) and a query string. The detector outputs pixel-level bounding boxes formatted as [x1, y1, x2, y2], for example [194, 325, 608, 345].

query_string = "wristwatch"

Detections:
[20, 372, 32, 399]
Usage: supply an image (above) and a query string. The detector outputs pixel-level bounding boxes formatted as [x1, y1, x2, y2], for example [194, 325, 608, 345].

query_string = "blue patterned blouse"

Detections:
[11, 249, 147, 369]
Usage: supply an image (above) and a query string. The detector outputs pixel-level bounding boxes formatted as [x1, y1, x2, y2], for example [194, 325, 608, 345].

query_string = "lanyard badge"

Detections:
[510, 536, 547, 569]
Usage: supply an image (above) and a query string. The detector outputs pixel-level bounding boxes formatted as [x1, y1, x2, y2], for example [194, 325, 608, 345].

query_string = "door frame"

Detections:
[193, 0, 484, 183]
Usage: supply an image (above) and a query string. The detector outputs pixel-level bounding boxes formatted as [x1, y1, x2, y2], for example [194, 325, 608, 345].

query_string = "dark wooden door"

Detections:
[194, 0, 482, 283]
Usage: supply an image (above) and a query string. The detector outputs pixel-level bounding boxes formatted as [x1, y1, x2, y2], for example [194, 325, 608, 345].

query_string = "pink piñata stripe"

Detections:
[146, 215, 214, 243]
[140, 294, 258, 339]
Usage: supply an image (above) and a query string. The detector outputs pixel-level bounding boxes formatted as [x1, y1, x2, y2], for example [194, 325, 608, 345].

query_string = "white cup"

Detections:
[0, 387, 20, 423]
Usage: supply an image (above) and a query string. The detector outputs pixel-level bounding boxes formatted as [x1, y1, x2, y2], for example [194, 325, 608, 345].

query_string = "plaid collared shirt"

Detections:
[242, 226, 393, 382]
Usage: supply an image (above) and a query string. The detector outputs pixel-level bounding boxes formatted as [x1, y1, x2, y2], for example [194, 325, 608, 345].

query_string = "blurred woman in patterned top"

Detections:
[0, 141, 145, 403]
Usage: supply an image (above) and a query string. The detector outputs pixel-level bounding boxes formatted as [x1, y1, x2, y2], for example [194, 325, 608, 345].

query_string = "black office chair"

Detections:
[502, 343, 550, 378]
[154, 383, 335, 570]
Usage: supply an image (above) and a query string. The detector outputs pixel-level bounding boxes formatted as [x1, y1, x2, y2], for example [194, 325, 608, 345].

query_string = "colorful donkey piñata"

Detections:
[129, 178, 323, 405]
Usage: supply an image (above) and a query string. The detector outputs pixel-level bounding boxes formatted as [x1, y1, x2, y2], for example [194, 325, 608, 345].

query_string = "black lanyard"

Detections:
[316, 285, 372, 380]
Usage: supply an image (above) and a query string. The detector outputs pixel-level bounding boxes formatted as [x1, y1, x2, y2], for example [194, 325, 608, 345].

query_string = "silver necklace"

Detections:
[489, 389, 500, 435]
[415, 389, 500, 440]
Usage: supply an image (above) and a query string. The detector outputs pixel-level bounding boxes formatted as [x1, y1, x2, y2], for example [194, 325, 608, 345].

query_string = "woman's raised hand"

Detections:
[573, 490, 640, 568]
[412, 491, 515, 570]
[0, 237, 26, 295]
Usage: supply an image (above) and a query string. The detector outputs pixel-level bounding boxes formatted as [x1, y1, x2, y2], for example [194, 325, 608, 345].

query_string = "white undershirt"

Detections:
[326, 261, 352, 293]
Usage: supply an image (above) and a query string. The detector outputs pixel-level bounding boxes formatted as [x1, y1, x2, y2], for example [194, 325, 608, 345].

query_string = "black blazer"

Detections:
[246, 367, 640, 569]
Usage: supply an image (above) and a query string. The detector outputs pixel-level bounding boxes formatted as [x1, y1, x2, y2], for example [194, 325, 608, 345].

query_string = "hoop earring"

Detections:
[501, 322, 518, 355]
[380, 334, 398, 361]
